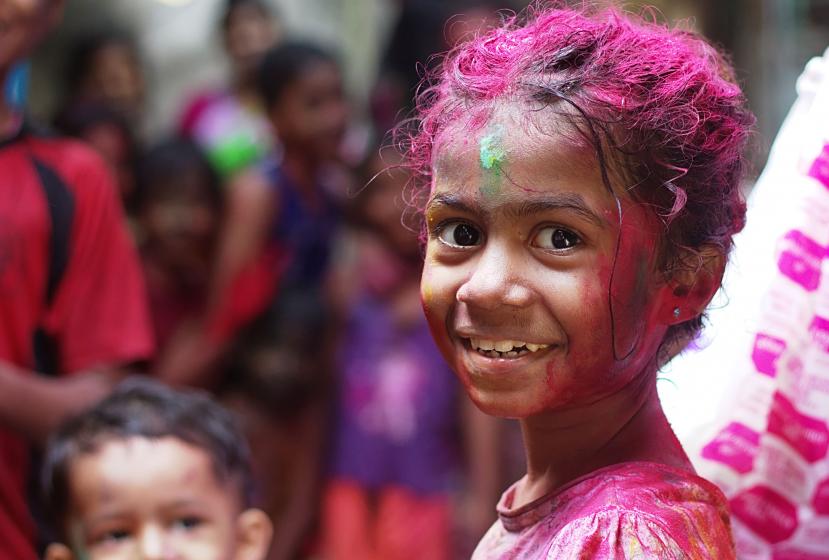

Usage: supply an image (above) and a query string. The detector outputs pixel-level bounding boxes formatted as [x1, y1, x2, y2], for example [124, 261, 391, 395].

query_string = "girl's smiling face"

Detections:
[422, 106, 676, 418]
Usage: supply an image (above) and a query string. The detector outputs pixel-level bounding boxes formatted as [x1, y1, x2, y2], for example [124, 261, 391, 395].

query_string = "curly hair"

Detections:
[404, 2, 755, 348]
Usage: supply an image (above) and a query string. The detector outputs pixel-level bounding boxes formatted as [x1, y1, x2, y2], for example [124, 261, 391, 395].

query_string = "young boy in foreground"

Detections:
[40, 378, 273, 560]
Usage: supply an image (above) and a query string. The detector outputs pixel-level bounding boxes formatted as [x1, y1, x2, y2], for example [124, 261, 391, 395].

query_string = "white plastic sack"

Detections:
[661, 49, 829, 559]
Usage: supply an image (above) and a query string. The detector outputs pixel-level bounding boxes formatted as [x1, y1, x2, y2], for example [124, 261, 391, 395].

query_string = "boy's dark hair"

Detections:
[133, 137, 222, 213]
[258, 41, 338, 110]
[41, 378, 255, 533]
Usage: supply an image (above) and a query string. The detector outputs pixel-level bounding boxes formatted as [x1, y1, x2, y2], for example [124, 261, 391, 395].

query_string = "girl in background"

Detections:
[133, 138, 222, 374]
[57, 29, 145, 132]
[179, 0, 281, 178]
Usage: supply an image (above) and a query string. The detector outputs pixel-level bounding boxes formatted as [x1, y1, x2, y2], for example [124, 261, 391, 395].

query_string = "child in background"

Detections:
[220, 324, 326, 560]
[53, 102, 138, 208]
[161, 41, 348, 388]
[408, 4, 754, 558]
[58, 29, 146, 132]
[133, 139, 222, 374]
[179, 0, 281, 178]
[322, 148, 500, 560]
[40, 378, 272, 560]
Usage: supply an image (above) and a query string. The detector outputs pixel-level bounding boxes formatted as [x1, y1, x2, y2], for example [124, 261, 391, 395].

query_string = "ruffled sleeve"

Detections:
[546, 509, 733, 560]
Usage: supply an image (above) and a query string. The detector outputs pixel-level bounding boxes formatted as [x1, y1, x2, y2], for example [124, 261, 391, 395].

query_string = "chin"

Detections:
[466, 383, 547, 419]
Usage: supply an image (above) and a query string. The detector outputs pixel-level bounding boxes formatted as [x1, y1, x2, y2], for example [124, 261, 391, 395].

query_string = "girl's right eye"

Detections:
[437, 222, 482, 248]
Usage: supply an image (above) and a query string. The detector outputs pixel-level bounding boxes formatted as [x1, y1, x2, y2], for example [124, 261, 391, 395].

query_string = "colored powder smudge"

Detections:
[479, 125, 506, 197]
[421, 282, 432, 308]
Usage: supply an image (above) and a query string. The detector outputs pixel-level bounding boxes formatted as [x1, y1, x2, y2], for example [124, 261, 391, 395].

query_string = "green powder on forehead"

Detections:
[479, 127, 506, 171]
[479, 125, 506, 197]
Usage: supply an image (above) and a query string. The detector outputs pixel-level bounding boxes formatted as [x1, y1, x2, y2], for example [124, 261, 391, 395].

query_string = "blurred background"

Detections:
[26, 0, 829, 162]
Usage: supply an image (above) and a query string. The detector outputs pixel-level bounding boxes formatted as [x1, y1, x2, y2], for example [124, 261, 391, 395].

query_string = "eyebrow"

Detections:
[426, 191, 607, 227]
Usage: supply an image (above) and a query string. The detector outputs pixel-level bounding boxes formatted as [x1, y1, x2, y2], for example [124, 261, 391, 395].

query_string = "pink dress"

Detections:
[474, 462, 735, 559]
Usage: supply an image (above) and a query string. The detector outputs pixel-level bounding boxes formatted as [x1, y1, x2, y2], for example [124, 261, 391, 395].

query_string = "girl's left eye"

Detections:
[532, 227, 581, 251]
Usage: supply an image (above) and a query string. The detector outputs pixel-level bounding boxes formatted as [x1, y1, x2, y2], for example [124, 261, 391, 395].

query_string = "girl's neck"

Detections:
[515, 369, 690, 508]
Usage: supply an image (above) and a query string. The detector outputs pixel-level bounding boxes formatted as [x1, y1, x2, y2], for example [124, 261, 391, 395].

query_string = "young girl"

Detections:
[407, 4, 753, 558]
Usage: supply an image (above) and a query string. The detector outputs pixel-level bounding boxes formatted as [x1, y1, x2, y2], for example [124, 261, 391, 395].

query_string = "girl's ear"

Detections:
[234, 508, 274, 560]
[44, 543, 74, 560]
[661, 244, 725, 325]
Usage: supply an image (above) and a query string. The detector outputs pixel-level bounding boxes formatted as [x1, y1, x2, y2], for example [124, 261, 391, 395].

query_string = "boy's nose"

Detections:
[138, 526, 167, 560]
[456, 243, 533, 310]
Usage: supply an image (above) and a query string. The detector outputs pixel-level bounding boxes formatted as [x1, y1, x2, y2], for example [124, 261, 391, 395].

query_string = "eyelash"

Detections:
[431, 219, 582, 253]
[531, 225, 582, 252]
[433, 220, 483, 248]
[172, 516, 203, 531]
[91, 528, 131, 545]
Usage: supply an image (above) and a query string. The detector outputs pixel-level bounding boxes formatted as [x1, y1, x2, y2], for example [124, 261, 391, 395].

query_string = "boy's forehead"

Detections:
[66, 436, 235, 514]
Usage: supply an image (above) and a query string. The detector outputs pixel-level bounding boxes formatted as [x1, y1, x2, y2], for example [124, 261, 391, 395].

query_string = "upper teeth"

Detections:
[470, 339, 549, 353]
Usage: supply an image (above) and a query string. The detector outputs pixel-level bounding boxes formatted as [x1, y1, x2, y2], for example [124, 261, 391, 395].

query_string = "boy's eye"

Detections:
[437, 222, 482, 247]
[94, 528, 131, 544]
[533, 227, 581, 251]
[172, 516, 203, 531]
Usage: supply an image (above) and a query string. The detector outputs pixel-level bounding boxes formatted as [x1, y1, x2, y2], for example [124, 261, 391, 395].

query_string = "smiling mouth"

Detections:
[466, 337, 550, 359]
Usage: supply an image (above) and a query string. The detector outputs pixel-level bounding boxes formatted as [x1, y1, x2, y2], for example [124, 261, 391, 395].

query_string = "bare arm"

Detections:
[0, 361, 125, 445]
[208, 169, 274, 314]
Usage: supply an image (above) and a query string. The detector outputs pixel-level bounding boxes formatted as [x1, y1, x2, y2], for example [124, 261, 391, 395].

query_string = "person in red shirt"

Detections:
[0, 2, 154, 559]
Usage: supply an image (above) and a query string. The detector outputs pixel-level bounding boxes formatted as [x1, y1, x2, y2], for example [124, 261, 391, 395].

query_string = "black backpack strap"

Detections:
[30, 156, 75, 376]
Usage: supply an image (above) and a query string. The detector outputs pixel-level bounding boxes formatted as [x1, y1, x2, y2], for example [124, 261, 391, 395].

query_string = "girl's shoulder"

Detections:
[475, 462, 735, 560]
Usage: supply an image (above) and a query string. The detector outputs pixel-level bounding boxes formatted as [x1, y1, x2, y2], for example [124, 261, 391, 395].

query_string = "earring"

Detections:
[673, 307, 681, 318]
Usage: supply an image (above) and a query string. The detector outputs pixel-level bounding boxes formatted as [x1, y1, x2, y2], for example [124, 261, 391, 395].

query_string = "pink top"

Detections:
[474, 462, 735, 559]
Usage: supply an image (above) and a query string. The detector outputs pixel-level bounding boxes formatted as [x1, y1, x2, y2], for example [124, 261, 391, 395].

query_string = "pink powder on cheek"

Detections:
[541, 263, 611, 406]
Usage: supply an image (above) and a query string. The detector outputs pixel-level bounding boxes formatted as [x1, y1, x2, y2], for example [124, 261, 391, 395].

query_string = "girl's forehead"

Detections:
[432, 106, 608, 199]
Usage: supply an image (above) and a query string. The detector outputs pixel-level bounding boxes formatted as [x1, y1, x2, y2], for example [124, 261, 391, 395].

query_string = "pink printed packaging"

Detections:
[701, 422, 760, 474]
[812, 477, 829, 514]
[772, 548, 829, 560]
[809, 315, 829, 352]
[807, 143, 829, 188]
[767, 392, 829, 464]
[752, 334, 787, 377]
[777, 230, 824, 292]
[731, 485, 799, 544]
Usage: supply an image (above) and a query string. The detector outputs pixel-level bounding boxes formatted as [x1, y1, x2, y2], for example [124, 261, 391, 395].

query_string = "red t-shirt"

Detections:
[0, 125, 154, 559]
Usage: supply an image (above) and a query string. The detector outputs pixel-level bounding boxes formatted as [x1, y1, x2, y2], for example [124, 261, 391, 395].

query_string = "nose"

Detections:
[138, 525, 166, 560]
[456, 241, 533, 310]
